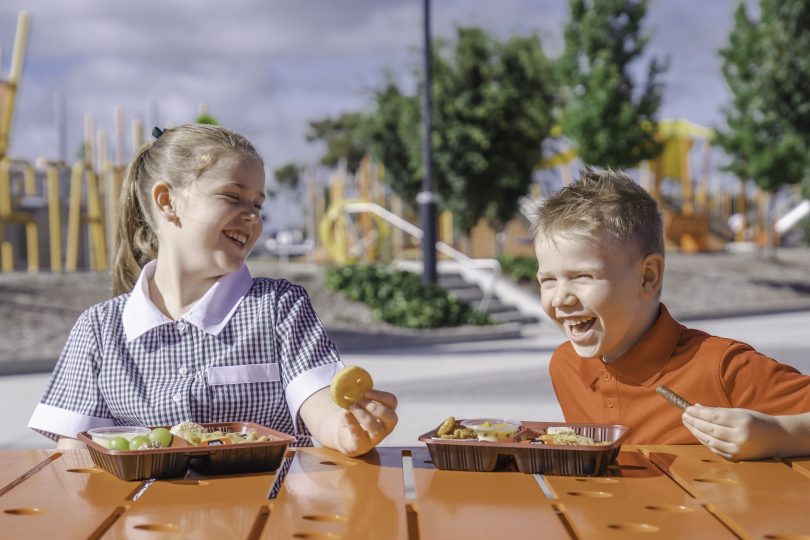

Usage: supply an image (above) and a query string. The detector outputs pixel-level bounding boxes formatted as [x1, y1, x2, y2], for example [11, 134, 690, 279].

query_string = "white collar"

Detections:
[122, 260, 254, 342]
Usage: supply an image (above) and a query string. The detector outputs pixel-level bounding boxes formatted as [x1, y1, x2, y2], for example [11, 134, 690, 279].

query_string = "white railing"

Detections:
[341, 201, 502, 312]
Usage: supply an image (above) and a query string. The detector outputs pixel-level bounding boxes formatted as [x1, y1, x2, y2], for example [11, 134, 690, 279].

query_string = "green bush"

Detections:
[497, 256, 538, 283]
[325, 265, 491, 329]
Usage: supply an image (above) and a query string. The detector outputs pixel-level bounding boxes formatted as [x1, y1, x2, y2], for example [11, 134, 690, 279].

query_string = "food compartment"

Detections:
[418, 419, 523, 472]
[419, 420, 629, 475]
[78, 421, 295, 481]
[511, 422, 629, 475]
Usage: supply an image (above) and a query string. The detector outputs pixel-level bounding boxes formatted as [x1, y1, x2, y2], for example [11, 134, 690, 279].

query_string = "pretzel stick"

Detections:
[656, 386, 692, 411]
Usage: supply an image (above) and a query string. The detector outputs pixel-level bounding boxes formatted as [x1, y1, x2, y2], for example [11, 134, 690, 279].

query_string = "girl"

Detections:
[28, 123, 397, 457]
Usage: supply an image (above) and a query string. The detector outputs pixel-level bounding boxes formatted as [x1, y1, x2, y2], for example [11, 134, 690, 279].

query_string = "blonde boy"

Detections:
[532, 167, 810, 459]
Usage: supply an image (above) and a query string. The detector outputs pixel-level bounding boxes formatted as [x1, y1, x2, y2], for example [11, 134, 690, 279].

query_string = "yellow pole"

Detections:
[679, 137, 693, 215]
[0, 158, 12, 271]
[36, 158, 63, 272]
[66, 161, 84, 272]
[0, 11, 30, 157]
[86, 167, 107, 271]
[20, 160, 38, 271]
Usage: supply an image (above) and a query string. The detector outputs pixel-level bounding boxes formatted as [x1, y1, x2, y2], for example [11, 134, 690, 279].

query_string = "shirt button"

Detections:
[602, 372, 611, 381]
[172, 394, 182, 403]
[176, 321, 187, 333]
[606, 398, 615, 408]
[179, 366, 188, 376]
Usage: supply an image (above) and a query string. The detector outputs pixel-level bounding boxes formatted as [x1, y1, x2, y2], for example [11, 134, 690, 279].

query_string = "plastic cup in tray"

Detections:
[78, 421, 295, 481]
[418, 420, 630, 476]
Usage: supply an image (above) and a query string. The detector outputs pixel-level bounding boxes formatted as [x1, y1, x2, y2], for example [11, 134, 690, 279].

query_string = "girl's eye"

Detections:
[253, 203, 264, 211]
[224, 193, 240, 201]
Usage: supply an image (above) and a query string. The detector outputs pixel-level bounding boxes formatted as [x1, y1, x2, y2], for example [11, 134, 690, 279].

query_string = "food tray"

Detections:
[78, 422, 295, 481]
[418, 421, 630, 476]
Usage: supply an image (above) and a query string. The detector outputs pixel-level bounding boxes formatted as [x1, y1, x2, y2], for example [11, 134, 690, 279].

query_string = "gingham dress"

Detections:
[28, 270, 342, 447]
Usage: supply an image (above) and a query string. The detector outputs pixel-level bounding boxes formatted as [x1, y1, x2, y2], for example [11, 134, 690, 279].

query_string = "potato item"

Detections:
[331, 365, 373, 409]
[534, 429, 610, 446]
[656, 386, 692, 411]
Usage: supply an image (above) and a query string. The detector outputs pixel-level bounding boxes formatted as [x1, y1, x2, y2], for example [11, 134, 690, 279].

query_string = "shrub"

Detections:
[497, 256, 538, 283]
[324, 265, 491, 329]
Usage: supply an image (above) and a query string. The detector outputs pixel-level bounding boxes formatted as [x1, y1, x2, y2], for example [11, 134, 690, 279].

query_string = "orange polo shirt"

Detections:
[550, 304, 810, 444]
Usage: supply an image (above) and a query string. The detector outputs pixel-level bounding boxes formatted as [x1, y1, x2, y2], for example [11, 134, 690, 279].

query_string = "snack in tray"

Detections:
[330, 365, 373, 409]
[435, 417, 476, 439]
[533, 426, 610, 446]
[461, 418, 522, 442]
[170, 421, 206, 445]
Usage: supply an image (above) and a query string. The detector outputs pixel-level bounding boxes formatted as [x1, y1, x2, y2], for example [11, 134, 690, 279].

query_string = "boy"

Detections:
[532, 167, 810, 459]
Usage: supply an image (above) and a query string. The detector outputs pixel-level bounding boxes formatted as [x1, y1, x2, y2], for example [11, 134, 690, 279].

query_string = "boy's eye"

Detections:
[539, 278, 556, 286]
[574, 274, 592, 281]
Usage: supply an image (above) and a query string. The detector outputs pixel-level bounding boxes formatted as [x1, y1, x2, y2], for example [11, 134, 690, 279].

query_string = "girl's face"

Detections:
[164, 154, 265, 278]
[535, 233, 660, 362]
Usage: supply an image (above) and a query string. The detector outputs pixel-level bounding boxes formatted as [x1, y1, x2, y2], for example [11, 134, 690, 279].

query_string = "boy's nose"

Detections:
[241, 210, 258, 222]
[551, 287, 576, 308]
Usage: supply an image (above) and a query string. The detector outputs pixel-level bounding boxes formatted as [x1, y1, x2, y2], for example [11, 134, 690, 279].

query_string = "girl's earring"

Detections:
[168, 208, 177, 222]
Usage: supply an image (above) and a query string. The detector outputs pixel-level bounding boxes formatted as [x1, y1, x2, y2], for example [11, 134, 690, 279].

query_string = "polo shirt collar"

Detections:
[578, 304, 683, 388]
[122, 261, 254, 342]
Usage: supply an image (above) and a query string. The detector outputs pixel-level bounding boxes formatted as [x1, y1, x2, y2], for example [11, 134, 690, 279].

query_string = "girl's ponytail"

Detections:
[112, 142, 158, 295]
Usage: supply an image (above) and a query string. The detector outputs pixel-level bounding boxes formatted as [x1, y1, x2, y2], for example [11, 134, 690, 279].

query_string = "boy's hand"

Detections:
[681, 405, 781, 460]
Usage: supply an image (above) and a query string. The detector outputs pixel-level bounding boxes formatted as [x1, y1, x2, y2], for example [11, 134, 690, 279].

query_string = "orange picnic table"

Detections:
[0, 445, 809, 539]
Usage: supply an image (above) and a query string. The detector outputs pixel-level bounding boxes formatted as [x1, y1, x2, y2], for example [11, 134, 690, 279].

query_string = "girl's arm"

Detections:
[57, 437, 87, 450]
[682, 406, 810, 460]
[299, 387, 398, 457]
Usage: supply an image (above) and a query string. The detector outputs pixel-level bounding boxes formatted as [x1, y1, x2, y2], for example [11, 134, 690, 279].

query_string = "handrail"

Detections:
[341, 201, 501, 312]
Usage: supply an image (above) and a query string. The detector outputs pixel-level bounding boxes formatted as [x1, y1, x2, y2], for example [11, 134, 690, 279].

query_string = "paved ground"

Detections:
[4, 309, 810, 450]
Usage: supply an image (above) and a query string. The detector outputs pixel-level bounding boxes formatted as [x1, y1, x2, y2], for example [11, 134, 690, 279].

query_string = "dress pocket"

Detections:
[207, 363, 280, 385]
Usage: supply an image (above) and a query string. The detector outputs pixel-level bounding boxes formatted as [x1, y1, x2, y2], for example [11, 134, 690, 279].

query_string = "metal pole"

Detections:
[419, 0, 438, 284]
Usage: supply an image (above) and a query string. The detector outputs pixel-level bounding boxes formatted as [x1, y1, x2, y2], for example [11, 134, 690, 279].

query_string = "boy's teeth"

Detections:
[564, 317, 594, 326]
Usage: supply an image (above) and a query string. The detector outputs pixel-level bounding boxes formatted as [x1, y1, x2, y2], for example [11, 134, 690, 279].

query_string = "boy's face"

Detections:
[535, 233, 660, 363]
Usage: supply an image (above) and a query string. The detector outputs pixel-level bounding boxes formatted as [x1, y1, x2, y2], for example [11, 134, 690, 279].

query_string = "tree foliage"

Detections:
[715, 0, 810, 193]
[273, 162, 304, 190]
[306, 113, 367, 174]
[559, 0, 665, 168]
[366, 27, 556, 234]
[195, 113, 219, 125]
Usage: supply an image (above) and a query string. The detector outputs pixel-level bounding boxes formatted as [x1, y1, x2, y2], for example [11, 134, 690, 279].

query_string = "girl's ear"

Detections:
[152, 182, 175, 221]
[641, 253, 664, 297]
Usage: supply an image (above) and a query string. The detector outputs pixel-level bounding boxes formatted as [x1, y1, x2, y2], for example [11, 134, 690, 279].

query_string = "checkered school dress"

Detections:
[28, 263, 343, 447]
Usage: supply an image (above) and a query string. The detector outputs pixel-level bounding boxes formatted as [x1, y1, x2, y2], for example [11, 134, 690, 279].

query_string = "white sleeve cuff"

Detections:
[28, 403, 114, 439]
[285, 361, 345, 432]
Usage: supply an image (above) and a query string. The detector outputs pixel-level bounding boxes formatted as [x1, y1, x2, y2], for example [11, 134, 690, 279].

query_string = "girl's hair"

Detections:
[112, 123, 263, 295]
[531, 166, 664, 258]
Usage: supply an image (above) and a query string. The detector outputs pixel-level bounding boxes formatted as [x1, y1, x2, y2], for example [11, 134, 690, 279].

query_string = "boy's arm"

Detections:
[299, 387, 398, 457]
[682, 406, 810, 460]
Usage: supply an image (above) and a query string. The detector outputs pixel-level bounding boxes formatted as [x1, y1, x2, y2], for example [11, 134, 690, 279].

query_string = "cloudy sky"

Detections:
[2, 0, 736, 177]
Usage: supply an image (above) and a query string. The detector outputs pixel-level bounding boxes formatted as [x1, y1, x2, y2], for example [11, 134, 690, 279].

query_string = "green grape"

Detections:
[108, 436, 130, 450]
[148, 427, 172, 448]
[128, 435, 150, 450]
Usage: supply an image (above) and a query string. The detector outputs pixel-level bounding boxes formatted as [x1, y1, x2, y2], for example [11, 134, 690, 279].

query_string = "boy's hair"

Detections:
[531, 167, 664, 258]
[112, 123, 264, 295]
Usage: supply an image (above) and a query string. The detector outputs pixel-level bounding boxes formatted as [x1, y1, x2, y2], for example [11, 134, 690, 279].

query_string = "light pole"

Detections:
[419, 0, 438, 284]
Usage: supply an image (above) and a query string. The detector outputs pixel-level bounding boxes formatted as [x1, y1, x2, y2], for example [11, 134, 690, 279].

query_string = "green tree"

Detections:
[559, 0, 666, 167]
[273, 162, 305, 190]
[195, 113, 219, 125]
[366, 27, 556, 235]
[306, 112, 367, 174]
[715, 1, 810, 193]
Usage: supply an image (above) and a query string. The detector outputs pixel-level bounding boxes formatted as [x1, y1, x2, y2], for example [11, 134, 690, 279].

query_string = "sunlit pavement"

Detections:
[2, 310, 809, 450]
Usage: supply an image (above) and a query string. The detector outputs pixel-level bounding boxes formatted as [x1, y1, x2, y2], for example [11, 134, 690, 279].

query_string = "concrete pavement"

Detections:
[2, 310, 809, 450]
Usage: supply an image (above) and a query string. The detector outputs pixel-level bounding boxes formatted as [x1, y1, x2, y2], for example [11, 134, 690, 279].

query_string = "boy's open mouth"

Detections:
[224, 231, 248, 248]
[563, 317, 596, 336]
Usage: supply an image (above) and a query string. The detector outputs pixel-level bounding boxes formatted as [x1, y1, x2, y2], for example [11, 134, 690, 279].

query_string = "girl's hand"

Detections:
[681, 404, 781, 460]
[300, 386, 398, 457]
[337, 389, 398, 456]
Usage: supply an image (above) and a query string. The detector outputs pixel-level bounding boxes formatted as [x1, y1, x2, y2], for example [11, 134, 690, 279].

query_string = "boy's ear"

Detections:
[641, 253, 664, 297]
